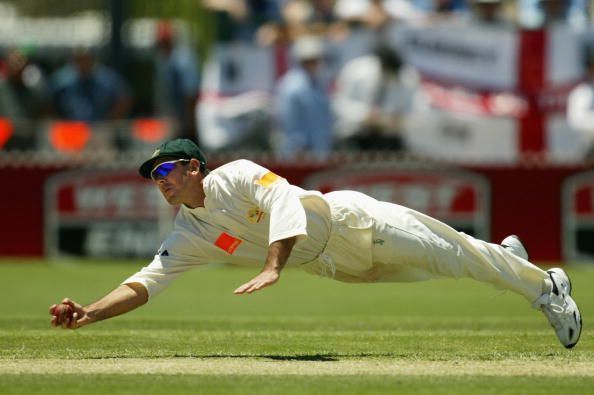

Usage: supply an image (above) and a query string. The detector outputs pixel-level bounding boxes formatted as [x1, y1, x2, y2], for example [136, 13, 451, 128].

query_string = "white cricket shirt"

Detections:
[124, 159, 337, 299]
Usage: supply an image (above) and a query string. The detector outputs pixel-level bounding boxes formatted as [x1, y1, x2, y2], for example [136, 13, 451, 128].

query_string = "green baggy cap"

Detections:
[138, 138, 207, 179]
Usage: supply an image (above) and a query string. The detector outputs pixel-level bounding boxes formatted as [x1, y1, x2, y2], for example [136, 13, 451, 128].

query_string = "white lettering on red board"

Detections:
[72, 183, 160, 217]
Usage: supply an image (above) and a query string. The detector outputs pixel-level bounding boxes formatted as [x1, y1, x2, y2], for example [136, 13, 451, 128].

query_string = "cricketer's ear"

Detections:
[189, 158, 201, 174]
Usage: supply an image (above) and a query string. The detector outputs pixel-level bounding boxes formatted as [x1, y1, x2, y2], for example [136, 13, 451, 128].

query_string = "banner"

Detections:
[304, 165, 490, 239]
[45, 170, 173, 258]
[547, 25, 584, 86]
[397, 24, 584, 162]
[406, 97, 518, 163]
[4, 159, 593, 260]
[201, 43, 276, 95]
[401, 24, 518, 90]
[563, 170, 594, 260]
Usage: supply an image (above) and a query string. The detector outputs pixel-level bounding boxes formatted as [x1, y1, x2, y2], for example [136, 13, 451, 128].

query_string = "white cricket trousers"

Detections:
[366, 200, 549, 304]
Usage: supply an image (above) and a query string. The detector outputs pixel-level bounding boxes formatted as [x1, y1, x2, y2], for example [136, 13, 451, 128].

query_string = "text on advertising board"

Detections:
[46, 170, 169, 258]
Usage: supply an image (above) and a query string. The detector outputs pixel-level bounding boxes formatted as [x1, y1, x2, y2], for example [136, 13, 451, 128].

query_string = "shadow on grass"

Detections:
[184, 353, 342, 361]
[82, 353, 394, 362]
[190, 352, 393, 361]
[264, 354, 338, 361]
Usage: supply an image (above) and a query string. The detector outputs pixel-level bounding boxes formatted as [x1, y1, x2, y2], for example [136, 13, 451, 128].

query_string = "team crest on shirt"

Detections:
[247, 207, 265, 224]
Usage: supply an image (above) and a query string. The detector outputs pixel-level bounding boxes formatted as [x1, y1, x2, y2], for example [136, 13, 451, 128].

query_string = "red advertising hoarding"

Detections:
[304, 165, 490, 240]
[45, 170, 173, 258]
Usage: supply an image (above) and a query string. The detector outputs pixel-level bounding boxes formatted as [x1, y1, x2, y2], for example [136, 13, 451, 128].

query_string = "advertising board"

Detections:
[304, 165, 490, 239]
[45, 170, 172, 258]
[563, 170, 594, 260]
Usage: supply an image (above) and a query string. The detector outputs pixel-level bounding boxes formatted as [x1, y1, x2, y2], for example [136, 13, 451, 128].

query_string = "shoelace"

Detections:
[531, 288, 566, 313]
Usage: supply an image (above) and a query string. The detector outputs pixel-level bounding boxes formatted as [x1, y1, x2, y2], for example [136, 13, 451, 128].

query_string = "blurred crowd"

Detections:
[0, 0, 593, 158]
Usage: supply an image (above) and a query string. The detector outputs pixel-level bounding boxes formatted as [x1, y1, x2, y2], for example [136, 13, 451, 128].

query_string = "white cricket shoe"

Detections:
[501, 235, 529, 260]
[532, 268, 582, 349]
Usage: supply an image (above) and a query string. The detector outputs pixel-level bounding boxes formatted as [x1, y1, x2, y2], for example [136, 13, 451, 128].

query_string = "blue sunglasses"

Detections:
[150, 159, 190, 180]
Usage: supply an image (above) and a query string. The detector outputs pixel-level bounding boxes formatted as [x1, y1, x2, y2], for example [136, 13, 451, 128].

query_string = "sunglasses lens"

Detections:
[151, 162, 176, 180]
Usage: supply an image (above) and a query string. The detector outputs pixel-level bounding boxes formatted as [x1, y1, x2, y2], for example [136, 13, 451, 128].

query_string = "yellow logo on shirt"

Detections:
[255, 171, 281, 188]
[247, 207, 266, 224]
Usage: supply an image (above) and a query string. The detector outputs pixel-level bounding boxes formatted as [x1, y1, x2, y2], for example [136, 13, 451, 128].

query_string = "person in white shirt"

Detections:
[49, 139, 582, 349]
[333, 44, 418, 151]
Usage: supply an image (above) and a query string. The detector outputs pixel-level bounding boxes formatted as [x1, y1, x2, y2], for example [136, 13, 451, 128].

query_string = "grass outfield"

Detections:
[1, 259, 593, 394]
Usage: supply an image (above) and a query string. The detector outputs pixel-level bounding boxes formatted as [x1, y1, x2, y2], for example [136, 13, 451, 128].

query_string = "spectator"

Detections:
[333, 44, 418, 151]
[203, 0, 283, 42]
[519, 0, 589, 29]
[413, 0, 469, 22]
[49, 48, 132, 122]
[154, 21, 200, 143]
[281, 0, 339, 40]
[567, 48, 594, 156]
[333, 0, 468, 27]
[334, 0, 392, 31]
[0, 48, 48, 120]
[274, 35, 333, 159]
[0, 48, 48, 149]
[470, 0, 512, 26]
[539, 0, 571, 26]
[430, 0, 469, 13]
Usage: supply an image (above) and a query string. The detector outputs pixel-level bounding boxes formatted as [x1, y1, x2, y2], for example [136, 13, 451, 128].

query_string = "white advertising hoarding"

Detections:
[401, 24, 518, 90]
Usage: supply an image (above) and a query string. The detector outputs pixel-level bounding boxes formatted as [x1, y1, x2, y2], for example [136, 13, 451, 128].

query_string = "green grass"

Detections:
[2, 375, 593, 395]
[1, 259, 593, 394]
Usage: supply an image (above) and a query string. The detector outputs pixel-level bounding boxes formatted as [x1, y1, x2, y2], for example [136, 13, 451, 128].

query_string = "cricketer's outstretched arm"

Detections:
[234, 236, 297, 295]
[49, 282, 148, 329]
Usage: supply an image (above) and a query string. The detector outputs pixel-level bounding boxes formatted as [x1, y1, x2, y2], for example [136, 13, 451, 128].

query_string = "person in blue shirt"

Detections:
[49, 48, 132, 122]
[154, 22, 201, 142]
[274, 35, 334, 159]
[413, 0, 468, 14]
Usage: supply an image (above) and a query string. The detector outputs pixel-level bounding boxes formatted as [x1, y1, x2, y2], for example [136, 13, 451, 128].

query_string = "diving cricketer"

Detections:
[49, 139, 582, 348]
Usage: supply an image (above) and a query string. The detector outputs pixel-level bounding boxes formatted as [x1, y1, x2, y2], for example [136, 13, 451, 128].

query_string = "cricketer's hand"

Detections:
[234, 269, 280, 295]
[49, 298, 85, 329]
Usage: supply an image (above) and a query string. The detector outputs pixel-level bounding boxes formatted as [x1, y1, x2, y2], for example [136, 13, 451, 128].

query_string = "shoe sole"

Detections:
[564, 299, 582, 349]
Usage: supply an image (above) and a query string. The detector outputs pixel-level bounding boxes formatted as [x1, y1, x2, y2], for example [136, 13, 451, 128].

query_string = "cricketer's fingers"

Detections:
[61, 298, 78, 309]
[243, 280, 264, 294]
[49, 303, 62, 327]
[234, 280, 254, 294]
[67, 312, 80, 329]
[234, 271, 279, 295]
[49, 302, 64, 327]
[61, 298, 85, 317]
[55, 312, 82, 330]
[61, 316, 70, 329]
